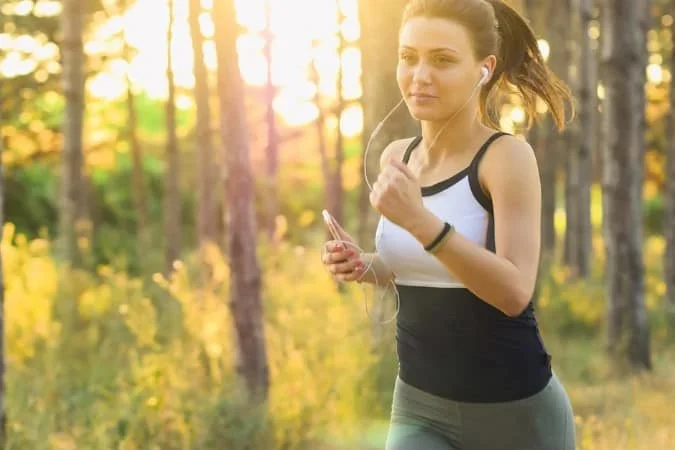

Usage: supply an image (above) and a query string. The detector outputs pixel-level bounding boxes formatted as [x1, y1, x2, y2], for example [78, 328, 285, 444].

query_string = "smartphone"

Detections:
[322, 209, 341, 242]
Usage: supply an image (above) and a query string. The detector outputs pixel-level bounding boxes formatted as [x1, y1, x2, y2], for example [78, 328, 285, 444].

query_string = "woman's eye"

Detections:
[434, 56, 452, 64]
[400, 54, 415, 63]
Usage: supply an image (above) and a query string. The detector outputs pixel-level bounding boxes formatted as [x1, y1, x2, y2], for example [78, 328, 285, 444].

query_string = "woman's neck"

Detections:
[419, 107, 486, 167]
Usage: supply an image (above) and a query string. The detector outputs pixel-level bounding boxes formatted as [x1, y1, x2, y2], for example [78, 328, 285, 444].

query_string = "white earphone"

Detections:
[364, 65, 490, 191]
[479, 66, 489, 86]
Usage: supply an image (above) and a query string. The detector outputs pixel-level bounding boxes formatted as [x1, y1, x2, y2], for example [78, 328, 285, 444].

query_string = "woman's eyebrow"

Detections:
[399, 45, 459, 54]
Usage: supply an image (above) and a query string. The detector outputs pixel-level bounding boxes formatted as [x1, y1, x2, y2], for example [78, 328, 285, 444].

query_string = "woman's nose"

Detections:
[412, 63, 432, 84]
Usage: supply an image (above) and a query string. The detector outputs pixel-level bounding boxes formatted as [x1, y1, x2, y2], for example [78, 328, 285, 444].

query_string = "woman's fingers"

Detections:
[330, 258, 364, 275]
[323, 242, 357, 263]
[341, 264, 366, 282]
[322, 240, 366, 282]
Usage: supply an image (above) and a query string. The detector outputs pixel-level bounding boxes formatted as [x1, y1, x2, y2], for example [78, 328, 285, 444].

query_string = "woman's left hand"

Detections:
[370, 158, 427, 231]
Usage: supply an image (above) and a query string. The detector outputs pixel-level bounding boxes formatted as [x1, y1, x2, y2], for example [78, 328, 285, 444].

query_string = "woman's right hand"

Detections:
[321, 213, 366, 282]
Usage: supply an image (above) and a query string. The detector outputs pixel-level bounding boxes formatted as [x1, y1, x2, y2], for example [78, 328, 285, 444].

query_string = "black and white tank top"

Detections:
[373, 131, 552, 403]
[375, 132, 505, 284]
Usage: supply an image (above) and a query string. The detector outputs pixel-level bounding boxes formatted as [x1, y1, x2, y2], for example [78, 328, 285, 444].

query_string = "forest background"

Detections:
[1, 0, 674, 448]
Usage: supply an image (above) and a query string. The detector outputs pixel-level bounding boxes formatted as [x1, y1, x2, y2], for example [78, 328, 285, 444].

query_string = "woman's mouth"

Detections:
[410, 93, 438, 103]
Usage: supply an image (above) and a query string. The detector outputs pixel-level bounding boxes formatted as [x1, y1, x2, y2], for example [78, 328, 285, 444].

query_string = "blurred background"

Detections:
[1, 0, 674, 448]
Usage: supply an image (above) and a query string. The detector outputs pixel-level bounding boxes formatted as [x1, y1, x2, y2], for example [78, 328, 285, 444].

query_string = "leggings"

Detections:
[385, 373, 576, 450]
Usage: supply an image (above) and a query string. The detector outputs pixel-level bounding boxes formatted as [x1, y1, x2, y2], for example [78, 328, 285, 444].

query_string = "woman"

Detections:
[321, 0, 575, 449]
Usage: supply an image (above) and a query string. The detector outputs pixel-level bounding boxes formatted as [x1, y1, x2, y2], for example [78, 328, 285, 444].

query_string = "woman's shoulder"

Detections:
[478, 133, 539, 196]
[379, 136, 420, 170]
[481, 133, 536, 172]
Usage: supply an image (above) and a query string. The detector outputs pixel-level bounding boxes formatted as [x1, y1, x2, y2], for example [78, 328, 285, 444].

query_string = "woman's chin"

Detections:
[408, 107, 442, 122]
[405, 100, 445, 121]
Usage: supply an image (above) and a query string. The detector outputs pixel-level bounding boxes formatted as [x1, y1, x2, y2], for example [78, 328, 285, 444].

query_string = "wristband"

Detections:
[424, 222, 454, 254]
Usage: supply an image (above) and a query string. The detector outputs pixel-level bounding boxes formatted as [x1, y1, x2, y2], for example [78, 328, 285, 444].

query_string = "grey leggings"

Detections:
[385, 373, 576, 450]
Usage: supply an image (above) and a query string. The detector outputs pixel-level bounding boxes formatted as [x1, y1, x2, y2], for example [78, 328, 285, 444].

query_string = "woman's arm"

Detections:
[406, 136, 542, 317]
[357, 253, 395, 285]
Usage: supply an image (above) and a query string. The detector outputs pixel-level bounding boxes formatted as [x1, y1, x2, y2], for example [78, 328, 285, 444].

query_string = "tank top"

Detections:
[375, 132, 552, 403]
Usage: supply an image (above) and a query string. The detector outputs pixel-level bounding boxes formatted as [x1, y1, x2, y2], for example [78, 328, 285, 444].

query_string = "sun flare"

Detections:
[0, 0, 364, 135]
[98, 0, 363, 136]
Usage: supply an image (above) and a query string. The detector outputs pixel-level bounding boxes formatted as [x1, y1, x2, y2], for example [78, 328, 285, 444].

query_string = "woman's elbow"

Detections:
[502, 284, 534, 318]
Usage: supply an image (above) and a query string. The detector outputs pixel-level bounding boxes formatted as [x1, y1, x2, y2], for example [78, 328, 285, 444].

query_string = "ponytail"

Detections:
[482, 0, 573, 131]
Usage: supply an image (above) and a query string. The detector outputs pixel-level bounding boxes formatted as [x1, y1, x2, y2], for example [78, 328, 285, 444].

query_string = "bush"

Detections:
[4, 224, 379, 449]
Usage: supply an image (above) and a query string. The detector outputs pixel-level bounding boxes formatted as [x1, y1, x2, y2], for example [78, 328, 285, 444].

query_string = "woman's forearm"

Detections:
[358, 252, 395, 286]
[407, 210, 534, 317]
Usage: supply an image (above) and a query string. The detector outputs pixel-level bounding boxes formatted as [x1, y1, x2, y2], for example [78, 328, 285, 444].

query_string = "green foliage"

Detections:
[3, 163, 58, 238]
[3, 151, 198, 274]
[196, 394, 272, 450]
[536, 233, 672, 344]
[88, 151, 197, 273]
[644, 194, 665, 235]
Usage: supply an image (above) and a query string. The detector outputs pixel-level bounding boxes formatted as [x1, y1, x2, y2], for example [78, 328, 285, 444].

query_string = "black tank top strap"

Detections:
[402, 136, 423, 164]
[467, 131, 510, 214]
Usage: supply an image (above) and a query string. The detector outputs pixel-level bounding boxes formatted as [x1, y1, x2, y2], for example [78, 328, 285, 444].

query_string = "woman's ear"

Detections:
[481, 55, 498, 83]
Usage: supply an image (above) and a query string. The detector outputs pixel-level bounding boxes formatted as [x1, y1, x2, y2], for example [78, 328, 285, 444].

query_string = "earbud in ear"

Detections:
[479, 66, 489, 85]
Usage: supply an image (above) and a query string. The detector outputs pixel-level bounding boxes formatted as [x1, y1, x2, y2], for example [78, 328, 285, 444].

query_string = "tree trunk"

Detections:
[0, 110, 6, 448]
[126, 76, 149, 267]
[59, 0, 85, 267]
[667, 2, 675, 321]
[328, 5, 347, 227]
[357, 0, 419, 249]
[164, 0, 181, 275]
[213, 0, 270, 401]
[121, 0, 149, 270]
[537, 116, 557, 260]
[263, 0, 280, 241]
[528, 0, 556, 260]
[576, 0, 595, 278]
[600, 0, 651, 371]
[563, 0, 581, 272]
[189, 0, 217, 252]
[547, 0, 571, 263]
[310, 43, 333, 238]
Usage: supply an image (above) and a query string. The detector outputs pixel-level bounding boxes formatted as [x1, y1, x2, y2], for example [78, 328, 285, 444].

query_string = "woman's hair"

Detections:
[400, 0, 573, 131]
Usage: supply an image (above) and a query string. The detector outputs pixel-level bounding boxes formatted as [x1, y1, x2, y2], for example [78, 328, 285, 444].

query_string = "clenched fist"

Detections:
[370, 158, 426, 231]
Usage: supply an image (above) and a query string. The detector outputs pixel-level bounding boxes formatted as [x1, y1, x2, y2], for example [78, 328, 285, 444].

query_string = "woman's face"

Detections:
[397, 16, 486, 122]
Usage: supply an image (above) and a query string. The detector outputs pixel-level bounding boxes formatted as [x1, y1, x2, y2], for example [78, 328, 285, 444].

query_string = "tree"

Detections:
[213, 0, 270, 401]
[119, 0, 150, 268]
[574, 0, 596, 278]
[666, 2, 675, 321]
[563, 0, 582, 273]
[0, 1, 61, 133]
[357, 0, 419, 247]
[263, 0, 280, 240]
[329, 3, 347, 228]
[527, 0, 558, 261]
[310, 41, 334, 233]
[600, 0, 651, 371]
[164, 0, 182, 275]
[311, 4, 351, 234]
[59, 0, 86, 266]
[0, 111, 6, 448]
[189, 0, 218, 253]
